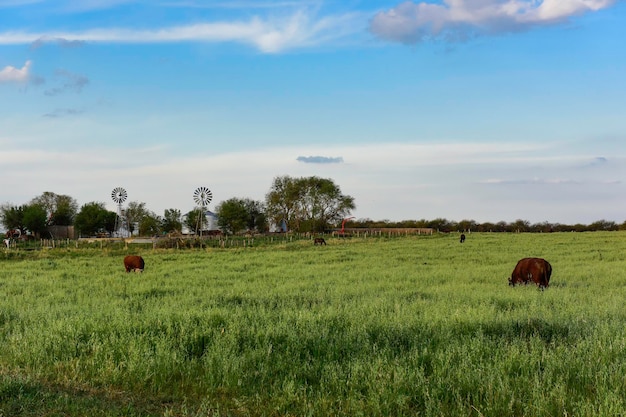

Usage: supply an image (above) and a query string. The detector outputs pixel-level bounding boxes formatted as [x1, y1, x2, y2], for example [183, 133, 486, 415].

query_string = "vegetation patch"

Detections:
[1, 232, 626, 416]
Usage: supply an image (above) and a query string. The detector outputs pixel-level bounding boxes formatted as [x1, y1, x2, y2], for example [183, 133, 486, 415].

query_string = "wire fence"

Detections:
[2, 228, 436, 252]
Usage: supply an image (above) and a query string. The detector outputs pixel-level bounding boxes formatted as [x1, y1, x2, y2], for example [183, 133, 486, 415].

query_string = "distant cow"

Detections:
[5, 229, 20, 239]
[460, 233, 466, 243]
[508, 257, 551, 289]
[124, 255, 145, 273]
[314, 238, 326, 246]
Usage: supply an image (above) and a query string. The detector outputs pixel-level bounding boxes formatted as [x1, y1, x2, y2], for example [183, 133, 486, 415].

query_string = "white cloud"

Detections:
[0, 10, 365, 53]
[535, 0, 614, 20]
[370, 0, 616, 43]
[0, 60, 31, 83]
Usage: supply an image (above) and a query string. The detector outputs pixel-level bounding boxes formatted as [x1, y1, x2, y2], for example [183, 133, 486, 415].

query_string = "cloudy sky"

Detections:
[1, 0, 625, 225]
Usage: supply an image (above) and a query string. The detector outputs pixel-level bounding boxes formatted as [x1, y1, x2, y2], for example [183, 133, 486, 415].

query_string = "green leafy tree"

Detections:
[139, 212, 162, 236]
[125, 201, 149, 235]
[184, 209, 204, 235]
[0, 204, 25, 233]
[244, 199, 268, 232]
[74, 202, 116, 237]
[22, 204, 48, 237]
[162, 208, 183, 234]
[216, 198, 250, 235]
[512, 219, 531, 233]
[458, 219, 477, 233]
[52, 195, 78, 225]
[426, 218, 453, 232]
[477, 222, 496, 232]
[495, 221, 509, 232]
[29, 192, 55, 222]
[589, 219, 618, 231]
[298, 177, 355, 232]
[265, 176, 355, 232]
[265, 175, 303, 231]
[30, 192, 78, 226]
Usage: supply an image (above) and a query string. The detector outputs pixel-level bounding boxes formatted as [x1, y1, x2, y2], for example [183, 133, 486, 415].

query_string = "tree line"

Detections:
[350, 218, 626, 233]
[1, 176, 356, 238]
[3, 175, 625, 238]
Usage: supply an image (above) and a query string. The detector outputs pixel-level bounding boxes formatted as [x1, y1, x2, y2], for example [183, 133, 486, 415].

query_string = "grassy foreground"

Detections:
[1, 232, 626, 416]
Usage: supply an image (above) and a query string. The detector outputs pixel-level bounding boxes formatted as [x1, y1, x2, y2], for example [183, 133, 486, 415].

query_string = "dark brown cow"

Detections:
[314, 238, 326, 246]
[460, 233, 466, 243]
[124, 255, 145, 273]
[508, 257, 551, 289]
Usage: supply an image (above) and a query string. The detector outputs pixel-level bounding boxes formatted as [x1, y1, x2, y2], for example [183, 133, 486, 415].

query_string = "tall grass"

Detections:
[1, 232, 626, 416]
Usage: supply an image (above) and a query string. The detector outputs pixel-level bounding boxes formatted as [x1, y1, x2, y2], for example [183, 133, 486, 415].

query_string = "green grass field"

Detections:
[1, 232, 626, 416]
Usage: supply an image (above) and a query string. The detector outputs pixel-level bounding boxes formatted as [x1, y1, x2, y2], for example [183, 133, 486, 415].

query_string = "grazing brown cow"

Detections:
[508, 257, 551, 289]
[314, 238, 326, 246]
[124, 255, 145, 273]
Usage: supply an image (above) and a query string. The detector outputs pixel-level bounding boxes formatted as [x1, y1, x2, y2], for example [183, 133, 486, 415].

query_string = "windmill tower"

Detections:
[193, 186, 212, 237]
[111, 187, 128, 237]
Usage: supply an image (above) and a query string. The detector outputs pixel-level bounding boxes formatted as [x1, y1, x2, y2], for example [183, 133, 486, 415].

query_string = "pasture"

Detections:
[1, 232, 626, 416]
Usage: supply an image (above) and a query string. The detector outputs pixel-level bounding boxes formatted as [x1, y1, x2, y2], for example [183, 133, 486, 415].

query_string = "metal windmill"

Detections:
[111, 187, 128, 237]
[193, 186, 212, 236]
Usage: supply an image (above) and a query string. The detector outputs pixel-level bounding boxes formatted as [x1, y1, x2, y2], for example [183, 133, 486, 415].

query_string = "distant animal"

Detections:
[5, 229, 20, 239]
[460, 233, 466, 243]
[124, 255, 145, 273]
[314, 238, 326, 246]
[508, 257, 551, 289]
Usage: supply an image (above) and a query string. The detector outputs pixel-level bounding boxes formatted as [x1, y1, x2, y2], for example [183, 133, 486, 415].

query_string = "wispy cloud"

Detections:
[0, 10, 365, 53]
[481, 178, 582, 185]
[30, 36, 85, 49]
[297, 155, 344, 164]
[370, 0, 616, 44]
[44, 69, 89, 96]
[159, 1, 321, 9]
[43, 108, 84, 118]
[0, 60, 31, 83]
[582, 156, 608, 168]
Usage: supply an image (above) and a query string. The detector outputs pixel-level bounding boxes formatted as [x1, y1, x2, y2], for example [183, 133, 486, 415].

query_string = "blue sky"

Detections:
[1, 0, 625, 224]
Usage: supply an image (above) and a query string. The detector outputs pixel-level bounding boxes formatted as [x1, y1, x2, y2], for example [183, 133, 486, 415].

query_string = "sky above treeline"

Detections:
[1, 0, 625, 224]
